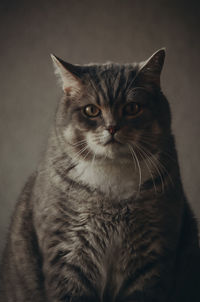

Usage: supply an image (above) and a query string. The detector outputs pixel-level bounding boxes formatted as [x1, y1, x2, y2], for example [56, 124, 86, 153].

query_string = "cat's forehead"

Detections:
[85, 62, 138, 78]
[83, 63, 139, 106]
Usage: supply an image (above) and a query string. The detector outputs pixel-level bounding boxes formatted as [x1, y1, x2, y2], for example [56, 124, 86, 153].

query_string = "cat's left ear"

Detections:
[51, 54, 83, 96]
[135, 48, 166, 88]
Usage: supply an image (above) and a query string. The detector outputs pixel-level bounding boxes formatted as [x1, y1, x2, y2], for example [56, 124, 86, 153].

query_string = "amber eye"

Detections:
[123, 102, 140, 117]
[83, 104, 101, 117]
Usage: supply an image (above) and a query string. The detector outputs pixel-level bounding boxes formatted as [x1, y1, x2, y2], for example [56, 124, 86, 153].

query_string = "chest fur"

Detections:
[43, 208, 164, 300]
[69, 159, 149, 200]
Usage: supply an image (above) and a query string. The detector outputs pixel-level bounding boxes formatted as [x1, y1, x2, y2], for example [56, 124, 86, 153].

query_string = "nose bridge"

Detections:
[102, 107, 119, 135]
[102, 107, 117, 128]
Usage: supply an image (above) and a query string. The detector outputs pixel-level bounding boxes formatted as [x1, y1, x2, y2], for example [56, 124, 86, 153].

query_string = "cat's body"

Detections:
[1, 50, 200, 302]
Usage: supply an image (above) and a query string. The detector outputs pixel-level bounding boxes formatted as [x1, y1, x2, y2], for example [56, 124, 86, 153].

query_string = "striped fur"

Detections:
[1, 50, 200, 302]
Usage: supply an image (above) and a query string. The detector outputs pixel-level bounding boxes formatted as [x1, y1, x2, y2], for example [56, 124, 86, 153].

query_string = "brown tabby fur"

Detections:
[0, 49, 200, 302]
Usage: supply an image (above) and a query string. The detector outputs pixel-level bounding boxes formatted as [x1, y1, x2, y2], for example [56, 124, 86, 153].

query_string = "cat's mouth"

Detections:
[103, 137, 123, 146]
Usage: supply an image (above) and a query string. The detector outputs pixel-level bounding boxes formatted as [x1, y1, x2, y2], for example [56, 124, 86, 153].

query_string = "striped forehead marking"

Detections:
[88, 65, 137, 108]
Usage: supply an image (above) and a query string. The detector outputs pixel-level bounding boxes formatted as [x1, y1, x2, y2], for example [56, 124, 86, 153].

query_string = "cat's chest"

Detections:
[61, 212, 161, 298]
[69, 160, 149, 200]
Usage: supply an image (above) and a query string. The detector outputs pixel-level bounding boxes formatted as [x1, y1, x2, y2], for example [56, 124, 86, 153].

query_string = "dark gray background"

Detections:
[0, 0, 200, 255]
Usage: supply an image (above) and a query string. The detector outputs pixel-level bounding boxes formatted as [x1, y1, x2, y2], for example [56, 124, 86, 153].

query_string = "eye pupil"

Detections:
[84, 105, 100, 117]
[124, 102, 140, 116]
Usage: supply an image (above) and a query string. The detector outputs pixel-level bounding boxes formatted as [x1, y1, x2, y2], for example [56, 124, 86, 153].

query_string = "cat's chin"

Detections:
[101, 143, 131, 161]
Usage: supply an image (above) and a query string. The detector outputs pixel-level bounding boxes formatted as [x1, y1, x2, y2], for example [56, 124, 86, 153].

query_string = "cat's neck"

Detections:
[68, 158, 150, 200]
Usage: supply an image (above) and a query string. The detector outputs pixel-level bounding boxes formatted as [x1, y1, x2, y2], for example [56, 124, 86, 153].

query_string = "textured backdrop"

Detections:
[0, 0, 200, 255]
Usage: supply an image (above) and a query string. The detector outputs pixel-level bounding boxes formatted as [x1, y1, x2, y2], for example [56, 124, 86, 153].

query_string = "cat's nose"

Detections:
[107, 125, 119, 135]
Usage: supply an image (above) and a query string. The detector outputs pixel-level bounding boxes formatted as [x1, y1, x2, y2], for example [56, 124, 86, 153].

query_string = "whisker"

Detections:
[73, 145, 90, 161]
[124, 136, 176, 165]
[82, 149, 92, 161]
[134, 143, 158, 194]
[128, 144, 142, 196]
[91, 152, 96, 169]
[150, 153, 174, 187]
[71, 139, 88, 146]
[127, 144, 137, 170]
[136, 143, 165, 193]
[136, 142, 175, 190]
[141, 145, 174, 185]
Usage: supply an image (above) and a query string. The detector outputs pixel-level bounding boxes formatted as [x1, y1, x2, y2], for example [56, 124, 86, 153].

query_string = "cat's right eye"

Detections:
[123, 102, 141, 117]
[83, 104, 101, 118]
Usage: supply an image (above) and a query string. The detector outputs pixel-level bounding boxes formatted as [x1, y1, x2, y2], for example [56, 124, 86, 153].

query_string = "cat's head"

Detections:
[51, 49, 171, 164]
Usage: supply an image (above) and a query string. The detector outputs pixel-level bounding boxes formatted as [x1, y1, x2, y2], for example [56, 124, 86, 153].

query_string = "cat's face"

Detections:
[52, 50, 171, 163]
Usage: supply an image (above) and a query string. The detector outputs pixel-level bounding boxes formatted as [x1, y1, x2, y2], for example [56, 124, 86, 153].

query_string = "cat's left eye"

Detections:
[83, 104, 101, 117]
[123, 102, 141, 117]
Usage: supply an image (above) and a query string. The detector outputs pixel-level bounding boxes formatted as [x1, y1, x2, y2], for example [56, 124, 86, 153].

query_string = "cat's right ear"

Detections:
[50, 54, 82, 96]
[135, 49, 166, 89]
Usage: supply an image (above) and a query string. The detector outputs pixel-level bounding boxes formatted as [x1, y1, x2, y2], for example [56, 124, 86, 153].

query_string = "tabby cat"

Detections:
[1, 49, 200, 302]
